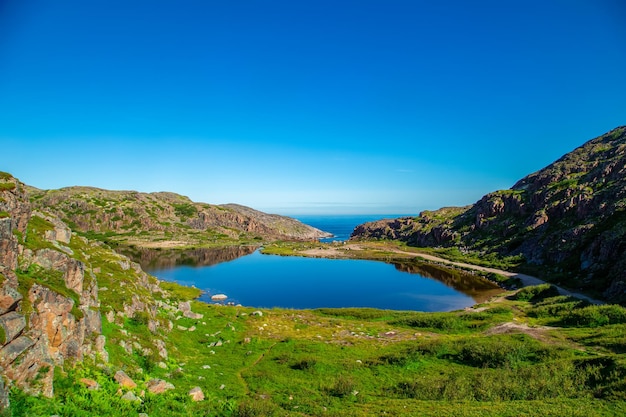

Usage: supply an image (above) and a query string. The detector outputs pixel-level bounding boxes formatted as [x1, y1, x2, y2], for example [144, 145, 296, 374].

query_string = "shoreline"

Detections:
[263, 241, 605, 306]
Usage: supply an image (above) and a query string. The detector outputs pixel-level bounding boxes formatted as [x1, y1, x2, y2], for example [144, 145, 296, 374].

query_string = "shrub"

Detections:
[560, 304, 626, 327]
[235, 399, 276, 417]
[173, 203, 197, 218]
[290, 357, 317, 370]
[456, 335, 536, 368]
[328, 375, 356, 397]
[511, 284, 559, 302]
[391, 312, 466, 332]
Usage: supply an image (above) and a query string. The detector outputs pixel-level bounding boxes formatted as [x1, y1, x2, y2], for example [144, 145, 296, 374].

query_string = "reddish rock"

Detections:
[114, 370, 137, 389]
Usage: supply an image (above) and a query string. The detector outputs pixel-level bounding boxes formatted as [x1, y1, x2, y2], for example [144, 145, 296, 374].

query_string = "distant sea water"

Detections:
[292, 214, 414, 242]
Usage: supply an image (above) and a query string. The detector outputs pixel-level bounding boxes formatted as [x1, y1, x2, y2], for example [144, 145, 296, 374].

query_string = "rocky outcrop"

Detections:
[0, 173, 105, 402]
[351, 126, 626, 303]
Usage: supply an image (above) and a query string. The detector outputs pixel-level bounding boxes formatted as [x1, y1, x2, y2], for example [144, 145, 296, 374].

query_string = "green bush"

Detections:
[173, 203, 197, 218]
[456, 335, 539, 368]
[235, 399, 276, 417]
[512, 284, 559, 302]
[328, 374, 356, 397]
[391, 312, 466, 332]
[560, 305, 626, 327]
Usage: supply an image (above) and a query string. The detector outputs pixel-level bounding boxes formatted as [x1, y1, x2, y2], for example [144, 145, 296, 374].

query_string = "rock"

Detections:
[114, 370, 137, 389]
[105, 311, 115, 323]
[183, 310, 204, 320]
[0, 283, 22, 315]
[0, 376, 9, 410]
[154, 339, 168, 360]
[178, 301, 191, 313]
[0, 335, 35, 366]
[157, 362, 167, 369]
[39, 211, 72, 244]
[148, 320, 158, 333]
[79, 378, 100, 390]
[252, 311, 263, 317]
[219, 384, 225, 390]
[146, 378, 175, 394]
[188, 386, 204, 402]
[121, 391, 141, 402]
[179, 300, 204, 319]
[95, 335, 108, 362]
[211, 294, 227, 301]
[0, 311, 26, 343]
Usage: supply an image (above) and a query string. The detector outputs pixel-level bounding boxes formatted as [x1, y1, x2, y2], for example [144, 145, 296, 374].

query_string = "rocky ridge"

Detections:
[351, 126, 626, 303]
[28, 187, 330, 248]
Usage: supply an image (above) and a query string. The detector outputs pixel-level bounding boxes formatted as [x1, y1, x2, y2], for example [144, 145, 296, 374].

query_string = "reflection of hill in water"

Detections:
[118, 245, 258, 271]
[393, 261, 503, 303]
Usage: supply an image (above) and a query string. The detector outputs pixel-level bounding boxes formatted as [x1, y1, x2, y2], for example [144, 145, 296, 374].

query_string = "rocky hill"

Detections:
[352, 126, 626, 303]
[0, 172, 168, 404]
[28, 187, 330, 248]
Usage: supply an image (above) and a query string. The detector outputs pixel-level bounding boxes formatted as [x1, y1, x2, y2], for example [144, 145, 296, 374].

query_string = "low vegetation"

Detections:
[7, 281, 626, 416]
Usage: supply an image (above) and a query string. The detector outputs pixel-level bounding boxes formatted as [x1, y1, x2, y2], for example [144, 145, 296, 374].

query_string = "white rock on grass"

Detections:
[189, 387, 204, 402]
[211, 294, 228, 301]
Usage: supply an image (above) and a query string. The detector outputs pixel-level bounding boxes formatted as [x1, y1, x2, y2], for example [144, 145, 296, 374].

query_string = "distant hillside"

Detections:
[28, 187, 330, 248]
[352, 126, 626, 303]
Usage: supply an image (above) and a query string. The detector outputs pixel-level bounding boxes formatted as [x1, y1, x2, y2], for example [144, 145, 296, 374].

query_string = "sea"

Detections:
[291, 214, 412, 242]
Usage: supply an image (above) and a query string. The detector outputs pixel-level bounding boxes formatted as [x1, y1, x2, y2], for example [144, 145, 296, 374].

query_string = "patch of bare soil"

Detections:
[300, 248, 350, 258]
[129, 240, 190, 248]
[485, 321, 556, 344]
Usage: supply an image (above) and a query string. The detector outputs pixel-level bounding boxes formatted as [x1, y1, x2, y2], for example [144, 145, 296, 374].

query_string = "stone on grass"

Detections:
[114, 370, 137, 389]
[146, 378, 175, 394]
[189, 386, 204, 402]
[121, 391, 141, 402]
[79, 378, 100, 390]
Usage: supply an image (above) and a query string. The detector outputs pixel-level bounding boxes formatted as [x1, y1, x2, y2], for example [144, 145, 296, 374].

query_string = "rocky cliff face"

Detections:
[1, 173, 87, 398]
[28, 187, 330, 247]
[0, 173, 168, 406]
[352, 126, 626, 303]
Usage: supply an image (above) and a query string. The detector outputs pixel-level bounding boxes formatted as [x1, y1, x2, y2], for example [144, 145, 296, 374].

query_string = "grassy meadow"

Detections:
[7, 281, 626, 416]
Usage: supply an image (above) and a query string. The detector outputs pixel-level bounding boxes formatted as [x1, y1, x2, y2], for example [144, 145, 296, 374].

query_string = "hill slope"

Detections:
[352, 126, 626, 303]
[28, 186, 330, 247]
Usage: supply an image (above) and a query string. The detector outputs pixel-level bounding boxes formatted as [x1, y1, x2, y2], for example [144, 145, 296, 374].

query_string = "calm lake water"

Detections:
[128, 215, 502, 312]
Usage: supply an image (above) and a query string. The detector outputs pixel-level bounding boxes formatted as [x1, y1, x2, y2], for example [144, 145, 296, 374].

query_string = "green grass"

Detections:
[7, 216, 626, 416]
[8, 292, 626, 416]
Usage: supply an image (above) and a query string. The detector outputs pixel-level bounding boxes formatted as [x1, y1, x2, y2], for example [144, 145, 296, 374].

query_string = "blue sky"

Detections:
[1, 0, 625, 214]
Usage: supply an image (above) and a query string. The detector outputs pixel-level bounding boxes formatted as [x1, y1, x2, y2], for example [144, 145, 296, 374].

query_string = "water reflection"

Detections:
[392, 261, 503, 304]
[117, 245, 258, 271]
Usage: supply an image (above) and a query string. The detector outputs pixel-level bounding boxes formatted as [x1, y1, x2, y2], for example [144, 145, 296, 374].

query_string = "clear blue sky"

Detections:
[1, 0, 625, 214]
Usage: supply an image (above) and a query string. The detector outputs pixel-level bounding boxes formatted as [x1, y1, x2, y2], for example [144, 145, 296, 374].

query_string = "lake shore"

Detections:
[263, 241, 605, 305]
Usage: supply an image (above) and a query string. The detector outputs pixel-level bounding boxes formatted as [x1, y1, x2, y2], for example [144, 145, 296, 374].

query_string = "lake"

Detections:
[123, 215, 502, 312]
[134, 251, 501, 312]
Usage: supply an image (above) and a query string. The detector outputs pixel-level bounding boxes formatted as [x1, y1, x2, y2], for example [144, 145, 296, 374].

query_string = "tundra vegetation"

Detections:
[5, 209, 626, 416]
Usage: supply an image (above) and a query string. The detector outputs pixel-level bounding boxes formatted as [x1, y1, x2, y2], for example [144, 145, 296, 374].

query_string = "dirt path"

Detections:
[302, 243, 604, 305]
[236, 342, 278, 395]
